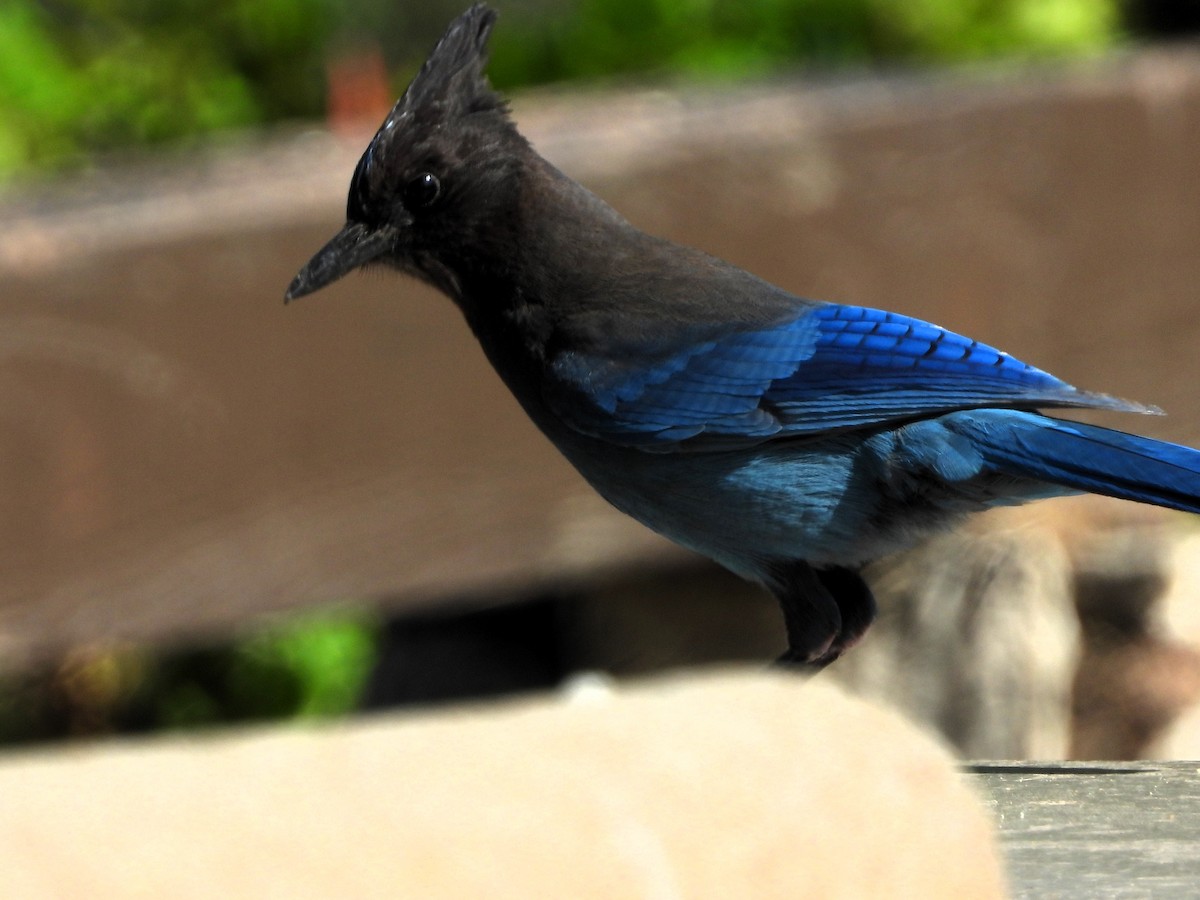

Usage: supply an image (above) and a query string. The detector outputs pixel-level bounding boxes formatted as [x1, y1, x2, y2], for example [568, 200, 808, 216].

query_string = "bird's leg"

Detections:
[816, 565, 878, 654]
[768, 561, 841, 670]
[769, 562, 877, 670]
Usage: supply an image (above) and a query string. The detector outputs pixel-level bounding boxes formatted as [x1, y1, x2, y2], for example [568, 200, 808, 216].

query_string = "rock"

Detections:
[0, 670, 1004, 899]
[1157, 531, 1200, 650]
[1076, 633, 1200, 759]
[1068, 524, 1200, 758]
[829, 528, 1080, 759]
[1150, 700, 1200, 759]
[1139, 530, 1200, 759]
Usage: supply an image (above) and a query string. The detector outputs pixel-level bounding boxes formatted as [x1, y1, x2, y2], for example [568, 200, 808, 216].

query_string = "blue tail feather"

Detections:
[970, 414, 1200, 514]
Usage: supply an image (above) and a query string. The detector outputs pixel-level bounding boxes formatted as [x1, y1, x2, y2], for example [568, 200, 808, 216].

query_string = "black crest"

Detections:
[345, 4, 511, 225]
[391, 4, 504, 124]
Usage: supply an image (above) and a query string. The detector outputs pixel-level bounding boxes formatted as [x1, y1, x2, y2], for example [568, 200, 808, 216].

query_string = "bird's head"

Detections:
[286, 3, 523, 303]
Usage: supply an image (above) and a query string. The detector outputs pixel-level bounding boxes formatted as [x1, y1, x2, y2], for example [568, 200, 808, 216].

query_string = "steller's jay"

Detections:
[288, 4, 1200, 668]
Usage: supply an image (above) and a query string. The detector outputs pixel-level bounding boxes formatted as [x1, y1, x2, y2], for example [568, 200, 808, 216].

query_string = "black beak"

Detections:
[285, 222, 398, 302]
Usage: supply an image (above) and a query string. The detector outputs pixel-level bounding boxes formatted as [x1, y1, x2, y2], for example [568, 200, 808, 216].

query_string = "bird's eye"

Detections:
[403, 172, 441, 210]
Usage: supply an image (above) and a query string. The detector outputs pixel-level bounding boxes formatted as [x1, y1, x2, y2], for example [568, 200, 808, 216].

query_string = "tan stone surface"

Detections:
[0, 671, 1005, 898]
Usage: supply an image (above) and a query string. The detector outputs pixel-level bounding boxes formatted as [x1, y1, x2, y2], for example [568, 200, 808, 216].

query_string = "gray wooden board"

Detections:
[970, 761, 1200, 898]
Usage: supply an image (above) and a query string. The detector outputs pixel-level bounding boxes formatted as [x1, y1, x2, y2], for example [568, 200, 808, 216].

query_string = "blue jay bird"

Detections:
[288, 5, 1200, 668]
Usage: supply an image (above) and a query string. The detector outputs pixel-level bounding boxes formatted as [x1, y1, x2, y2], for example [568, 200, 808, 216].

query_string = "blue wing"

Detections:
[546, 303, 1152, 450]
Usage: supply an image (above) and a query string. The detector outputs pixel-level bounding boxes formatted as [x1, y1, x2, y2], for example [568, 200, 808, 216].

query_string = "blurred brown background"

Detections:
[3, 47, 1200, 757]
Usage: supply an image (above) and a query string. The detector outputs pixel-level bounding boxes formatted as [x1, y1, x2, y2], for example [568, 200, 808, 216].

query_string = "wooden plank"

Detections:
[971, 761, 1200, 898]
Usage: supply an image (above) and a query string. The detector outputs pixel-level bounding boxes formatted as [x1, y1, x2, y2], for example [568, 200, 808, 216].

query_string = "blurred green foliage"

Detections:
[0, 0, 1121, 179]
[489, 0, 1120, 85]
[0, 0, 334, 175]
[0, 612, 378, 745]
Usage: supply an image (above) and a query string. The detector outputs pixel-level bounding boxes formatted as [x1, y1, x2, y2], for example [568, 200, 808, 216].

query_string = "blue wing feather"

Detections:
[547, 302, 1152, 450]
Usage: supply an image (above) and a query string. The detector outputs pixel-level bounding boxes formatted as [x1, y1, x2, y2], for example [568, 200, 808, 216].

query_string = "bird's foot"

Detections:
[769, 562, 877, 671]
[774, 640, 838, 672]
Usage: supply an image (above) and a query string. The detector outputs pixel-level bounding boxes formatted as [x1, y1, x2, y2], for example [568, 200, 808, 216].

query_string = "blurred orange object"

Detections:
[326, 46, 393, 137]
